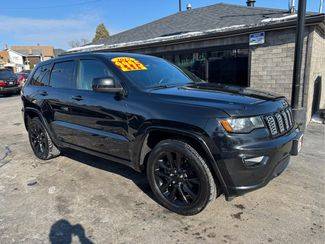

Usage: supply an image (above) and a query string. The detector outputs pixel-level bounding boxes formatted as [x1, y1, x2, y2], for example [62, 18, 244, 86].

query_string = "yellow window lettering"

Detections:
[112, 57, 147, 72]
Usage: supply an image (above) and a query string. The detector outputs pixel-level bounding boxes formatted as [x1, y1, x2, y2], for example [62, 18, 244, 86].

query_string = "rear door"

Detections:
[67, 58, 130, 160]
[46, 59, 78, 144]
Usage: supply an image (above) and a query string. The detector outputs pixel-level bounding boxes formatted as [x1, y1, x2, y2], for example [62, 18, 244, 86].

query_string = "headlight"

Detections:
[220, 116, 265, 133]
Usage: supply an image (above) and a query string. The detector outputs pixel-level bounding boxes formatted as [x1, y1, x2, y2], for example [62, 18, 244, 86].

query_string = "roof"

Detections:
[11, 45, 54, 57]
[0, 50, 10, 63]
[53, 51, 155, 60]
[0, 49, 26, 59]
[74, 3, 323, 52]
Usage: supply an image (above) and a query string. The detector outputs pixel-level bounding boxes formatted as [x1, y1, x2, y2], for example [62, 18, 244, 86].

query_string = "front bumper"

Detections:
[209, 127, 303, 199]
[0, 86, 20, 94]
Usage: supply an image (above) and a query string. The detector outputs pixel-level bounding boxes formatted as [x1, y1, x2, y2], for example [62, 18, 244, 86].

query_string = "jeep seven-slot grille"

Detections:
[264, 107, 294, 137]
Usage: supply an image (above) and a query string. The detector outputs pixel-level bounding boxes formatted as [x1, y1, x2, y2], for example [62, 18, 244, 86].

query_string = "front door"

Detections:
[68, 59, 129, 160]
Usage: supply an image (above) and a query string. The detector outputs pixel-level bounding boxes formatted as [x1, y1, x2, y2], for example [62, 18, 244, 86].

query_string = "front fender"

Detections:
[132, 125, 229, 197]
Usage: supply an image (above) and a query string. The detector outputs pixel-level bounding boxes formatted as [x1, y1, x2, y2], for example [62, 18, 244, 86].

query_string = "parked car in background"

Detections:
[0, 69, 20, 96]
[17, 71, 31, 86]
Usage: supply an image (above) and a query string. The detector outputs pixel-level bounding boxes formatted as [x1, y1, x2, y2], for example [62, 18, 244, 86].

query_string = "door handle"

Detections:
[39, 90, 48, 96]
[71, 95, 83, 101]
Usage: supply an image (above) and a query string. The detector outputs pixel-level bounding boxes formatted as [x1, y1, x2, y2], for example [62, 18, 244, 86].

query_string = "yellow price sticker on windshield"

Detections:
[111, 57, 147, 72]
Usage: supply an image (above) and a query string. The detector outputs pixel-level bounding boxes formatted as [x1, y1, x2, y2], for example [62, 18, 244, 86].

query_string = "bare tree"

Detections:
[68, 38, 90, 48]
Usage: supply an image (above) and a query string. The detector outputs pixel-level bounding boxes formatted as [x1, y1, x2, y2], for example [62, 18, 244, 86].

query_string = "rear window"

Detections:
[50, 61, 76, 89]
[30, 64, 51, 86]
[0, 70, 15, 79]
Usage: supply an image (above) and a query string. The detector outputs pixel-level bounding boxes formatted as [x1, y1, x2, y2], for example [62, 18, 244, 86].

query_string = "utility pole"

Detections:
[291, 0, 307, 123]
[179, 0, 182, 12]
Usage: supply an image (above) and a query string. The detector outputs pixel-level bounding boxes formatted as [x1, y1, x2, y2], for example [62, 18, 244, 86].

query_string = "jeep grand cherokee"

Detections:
[21, 52, 303, 215]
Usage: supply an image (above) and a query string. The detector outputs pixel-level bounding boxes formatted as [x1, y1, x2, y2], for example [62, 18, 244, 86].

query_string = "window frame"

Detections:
[49, 59, 77, 90]
[29, 63, 52, 87]
[76, 58, 123, 92]
[76, 58, 116, 91]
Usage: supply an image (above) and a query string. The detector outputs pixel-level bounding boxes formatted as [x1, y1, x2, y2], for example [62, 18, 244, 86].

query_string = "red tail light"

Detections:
[0, 80, 6, 87]
[18, 75, 25, 85]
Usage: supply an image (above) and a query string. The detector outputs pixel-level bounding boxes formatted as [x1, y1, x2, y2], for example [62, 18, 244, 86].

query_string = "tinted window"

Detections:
[30, 64, 51, 86]
[111, 56, 197, 89]
[77, 59, 112, 90]
[50, 61, 75, 89]
[0, 70, 15, 79]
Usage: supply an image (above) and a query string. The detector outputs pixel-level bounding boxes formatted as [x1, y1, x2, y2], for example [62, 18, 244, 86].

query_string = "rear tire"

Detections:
[146, 139, 217, 215]
[28, 117, 60, 160]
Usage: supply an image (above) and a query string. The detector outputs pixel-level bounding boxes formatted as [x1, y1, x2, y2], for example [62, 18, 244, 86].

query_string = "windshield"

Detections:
[0, 70, 15, 79]
[111, 56, 200, 89]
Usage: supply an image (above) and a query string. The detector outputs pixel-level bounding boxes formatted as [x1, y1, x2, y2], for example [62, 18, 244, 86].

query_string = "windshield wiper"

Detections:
[149, 84, 175, 90]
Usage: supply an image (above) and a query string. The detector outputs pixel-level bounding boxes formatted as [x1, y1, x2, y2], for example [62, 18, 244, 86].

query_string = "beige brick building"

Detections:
[68, 3, 325, 127]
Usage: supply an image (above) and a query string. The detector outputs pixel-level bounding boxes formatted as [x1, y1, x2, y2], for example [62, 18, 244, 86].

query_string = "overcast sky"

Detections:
[0, 0, 323, 50]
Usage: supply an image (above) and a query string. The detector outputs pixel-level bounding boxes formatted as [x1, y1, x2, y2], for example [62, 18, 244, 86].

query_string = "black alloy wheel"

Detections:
[147, 140, 217, 215]
[154, 150, 201, 206]
[28, 117, 60, 160]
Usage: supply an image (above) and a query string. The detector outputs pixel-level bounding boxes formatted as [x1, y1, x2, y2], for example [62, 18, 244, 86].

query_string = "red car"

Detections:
[17, 71, 31, 86]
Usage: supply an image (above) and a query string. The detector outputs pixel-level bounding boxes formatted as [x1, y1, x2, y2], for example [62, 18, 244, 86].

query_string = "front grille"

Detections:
[264, 107, 294, 137]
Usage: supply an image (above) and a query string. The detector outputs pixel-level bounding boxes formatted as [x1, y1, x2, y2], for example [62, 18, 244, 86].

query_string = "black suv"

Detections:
[0, 69, 20, 96]
[21, 53, 303, 215]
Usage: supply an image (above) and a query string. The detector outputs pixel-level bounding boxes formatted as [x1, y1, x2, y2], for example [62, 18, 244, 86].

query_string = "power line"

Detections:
[1, 0, 102, 10]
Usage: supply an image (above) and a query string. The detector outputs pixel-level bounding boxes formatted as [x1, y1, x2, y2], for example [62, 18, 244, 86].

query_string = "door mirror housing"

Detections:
[92, 77, 123, 93]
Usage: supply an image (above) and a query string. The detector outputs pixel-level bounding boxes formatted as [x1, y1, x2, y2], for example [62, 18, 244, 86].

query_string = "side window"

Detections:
[77, 59, 113, 90]
[30, 64, 51, 86]
[50, 61, 76, 89]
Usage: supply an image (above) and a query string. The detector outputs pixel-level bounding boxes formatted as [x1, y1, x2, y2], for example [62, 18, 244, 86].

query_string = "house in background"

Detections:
[0, 49, 29, 72]
[11, 45, 55, 69]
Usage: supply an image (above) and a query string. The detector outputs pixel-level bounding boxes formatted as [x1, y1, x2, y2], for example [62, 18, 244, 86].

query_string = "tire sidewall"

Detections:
[147, 140, 213, 215]
[28, 118, 50, 160]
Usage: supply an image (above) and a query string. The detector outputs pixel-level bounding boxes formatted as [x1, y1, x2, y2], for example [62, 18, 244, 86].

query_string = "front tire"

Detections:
[146, 140, 217, 215]
[28, 117, 60, 160]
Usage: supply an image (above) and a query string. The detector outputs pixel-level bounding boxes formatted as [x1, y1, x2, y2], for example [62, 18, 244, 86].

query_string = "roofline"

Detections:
[93, 14, 324, 52]
[5, 49, 26, 57]
[102, 2, 288, 40]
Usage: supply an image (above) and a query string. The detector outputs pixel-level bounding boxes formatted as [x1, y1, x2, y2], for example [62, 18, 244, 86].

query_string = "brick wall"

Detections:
[250, 28, 309, 103]
[305, 27, 325, 122]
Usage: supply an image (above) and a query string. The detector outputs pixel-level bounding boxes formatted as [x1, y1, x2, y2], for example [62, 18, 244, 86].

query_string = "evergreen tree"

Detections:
[92, 23, 110, 43]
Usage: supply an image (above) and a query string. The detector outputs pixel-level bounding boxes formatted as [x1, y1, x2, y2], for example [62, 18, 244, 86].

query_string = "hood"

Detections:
[149, 83, 287, 117]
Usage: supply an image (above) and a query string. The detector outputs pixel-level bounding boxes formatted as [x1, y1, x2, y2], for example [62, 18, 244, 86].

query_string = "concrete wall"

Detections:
[305, 27, 325, 123]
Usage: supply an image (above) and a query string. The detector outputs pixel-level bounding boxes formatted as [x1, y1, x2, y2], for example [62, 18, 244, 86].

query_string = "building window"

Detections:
[207, 48, 249, 87]
[156, 46, 249, 87]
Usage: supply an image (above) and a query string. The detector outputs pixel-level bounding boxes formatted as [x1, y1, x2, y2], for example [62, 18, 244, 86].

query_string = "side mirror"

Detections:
[92, 77, 123, 93]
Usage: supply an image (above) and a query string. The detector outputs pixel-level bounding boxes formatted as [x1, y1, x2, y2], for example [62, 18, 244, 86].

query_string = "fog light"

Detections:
[243, 156, 268, 167]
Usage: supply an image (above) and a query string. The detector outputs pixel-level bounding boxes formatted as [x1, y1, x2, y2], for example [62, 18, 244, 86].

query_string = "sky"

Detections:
[0, 0, 323, 50]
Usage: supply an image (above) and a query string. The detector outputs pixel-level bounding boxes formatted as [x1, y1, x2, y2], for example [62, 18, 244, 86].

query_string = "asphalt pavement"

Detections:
[0, 95, 324, 243]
